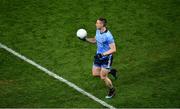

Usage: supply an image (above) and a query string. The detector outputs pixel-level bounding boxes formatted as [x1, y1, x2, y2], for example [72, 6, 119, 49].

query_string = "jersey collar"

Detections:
[100, 28, 108, 34]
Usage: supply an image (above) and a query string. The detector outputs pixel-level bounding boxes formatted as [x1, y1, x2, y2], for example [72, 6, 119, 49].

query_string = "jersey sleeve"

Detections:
[107, 33, 114, 44]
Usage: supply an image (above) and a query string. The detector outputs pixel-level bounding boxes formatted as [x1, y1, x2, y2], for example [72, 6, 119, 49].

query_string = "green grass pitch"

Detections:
[0, 0, 179, 108]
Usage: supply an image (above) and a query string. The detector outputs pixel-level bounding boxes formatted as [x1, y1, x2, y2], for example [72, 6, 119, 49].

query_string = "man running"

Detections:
[79, 17, 117, 98]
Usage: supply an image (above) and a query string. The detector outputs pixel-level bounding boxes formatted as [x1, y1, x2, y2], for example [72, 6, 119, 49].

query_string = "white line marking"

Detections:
[0, 43, 115, 109]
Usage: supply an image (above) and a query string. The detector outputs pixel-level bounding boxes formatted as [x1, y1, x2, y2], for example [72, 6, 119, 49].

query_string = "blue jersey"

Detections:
[95, 29, 115, 54]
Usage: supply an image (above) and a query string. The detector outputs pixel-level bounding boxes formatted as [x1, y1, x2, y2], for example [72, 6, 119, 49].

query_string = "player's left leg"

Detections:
[100, 68, 115, 98]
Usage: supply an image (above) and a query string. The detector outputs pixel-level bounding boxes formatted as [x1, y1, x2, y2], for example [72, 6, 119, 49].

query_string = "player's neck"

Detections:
[100, 27, 107, 33]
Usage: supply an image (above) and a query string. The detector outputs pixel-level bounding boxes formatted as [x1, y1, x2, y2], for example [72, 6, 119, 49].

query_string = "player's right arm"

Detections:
[85, 36, 96, 44]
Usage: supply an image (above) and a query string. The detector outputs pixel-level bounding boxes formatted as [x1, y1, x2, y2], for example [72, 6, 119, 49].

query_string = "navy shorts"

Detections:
[93, 54, 113, 69]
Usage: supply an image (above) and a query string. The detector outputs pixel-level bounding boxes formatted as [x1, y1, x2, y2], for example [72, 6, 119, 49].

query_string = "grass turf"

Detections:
[0, 0, 180, 108]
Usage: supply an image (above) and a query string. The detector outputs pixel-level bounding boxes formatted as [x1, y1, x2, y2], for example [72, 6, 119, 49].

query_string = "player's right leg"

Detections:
[92, 65, 101, 77]
[92, 54, 102, 77]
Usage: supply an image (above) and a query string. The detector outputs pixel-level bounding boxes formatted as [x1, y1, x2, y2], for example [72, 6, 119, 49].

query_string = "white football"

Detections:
[76, 29, 87, 39]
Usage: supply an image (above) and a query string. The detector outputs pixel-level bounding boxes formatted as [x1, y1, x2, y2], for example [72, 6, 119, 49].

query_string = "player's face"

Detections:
[96, 20, 104, 29]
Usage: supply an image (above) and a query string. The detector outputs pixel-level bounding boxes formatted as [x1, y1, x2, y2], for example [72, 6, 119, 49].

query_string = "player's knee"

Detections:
[92, 67, 100, 77]
[92, 69, 100, 76]
[100, 76, 106, 80]
[100, 73, 106, 80]
[92, 71, 100, 77]
[100, 69, 108, 80]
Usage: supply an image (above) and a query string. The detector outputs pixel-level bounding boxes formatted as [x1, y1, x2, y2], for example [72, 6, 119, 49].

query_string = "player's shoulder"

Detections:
[106, 30, 113, 37]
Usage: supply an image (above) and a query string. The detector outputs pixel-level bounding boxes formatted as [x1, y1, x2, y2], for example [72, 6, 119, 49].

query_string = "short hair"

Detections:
[98, 17, 107, 27]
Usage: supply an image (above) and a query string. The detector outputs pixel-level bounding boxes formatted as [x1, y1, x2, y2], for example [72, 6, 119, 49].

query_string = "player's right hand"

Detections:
[94, 53, 103, 59]
[78, 37, 86, 41]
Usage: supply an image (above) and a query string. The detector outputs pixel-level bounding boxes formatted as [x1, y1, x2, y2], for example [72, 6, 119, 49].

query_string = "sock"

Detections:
[109, 86, 114, 90]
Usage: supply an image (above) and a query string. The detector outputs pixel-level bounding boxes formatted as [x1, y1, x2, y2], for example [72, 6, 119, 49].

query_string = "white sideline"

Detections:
[0, 43, 115, 109]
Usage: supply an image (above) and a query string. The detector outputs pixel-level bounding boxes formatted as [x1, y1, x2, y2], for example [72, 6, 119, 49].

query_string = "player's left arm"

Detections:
[102, 43, 116, 56]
